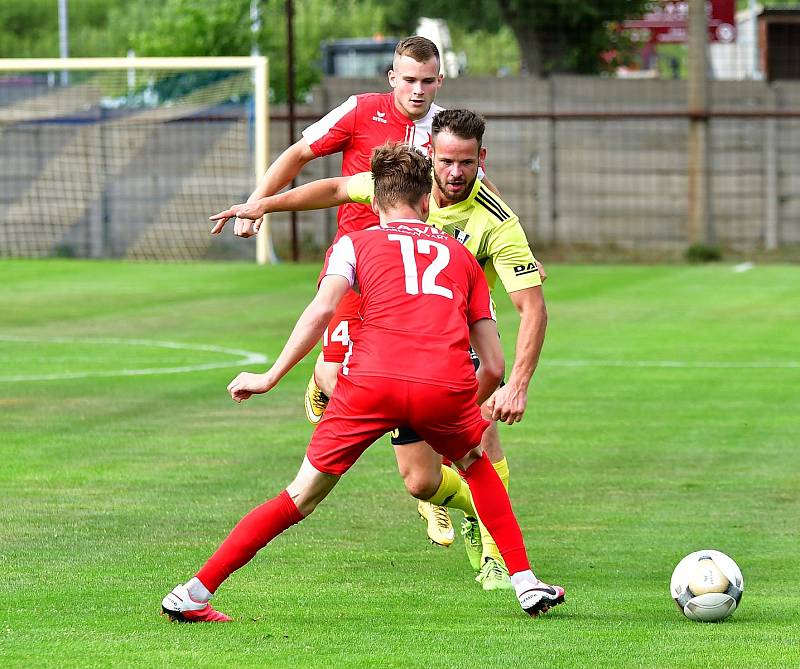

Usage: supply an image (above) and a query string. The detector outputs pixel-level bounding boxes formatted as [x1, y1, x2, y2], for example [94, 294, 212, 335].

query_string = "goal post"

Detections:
[0, 55, 276, 263]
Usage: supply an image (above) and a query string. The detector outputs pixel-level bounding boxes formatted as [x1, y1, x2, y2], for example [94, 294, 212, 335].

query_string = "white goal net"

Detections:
[0, 56, 273, 263]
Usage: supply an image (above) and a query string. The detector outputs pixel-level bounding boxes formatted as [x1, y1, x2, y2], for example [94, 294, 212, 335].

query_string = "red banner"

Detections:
[622, 0, 737, 44]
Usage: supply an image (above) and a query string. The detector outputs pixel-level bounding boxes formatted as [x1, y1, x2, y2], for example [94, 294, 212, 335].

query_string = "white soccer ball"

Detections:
[670, 549, 744, 622]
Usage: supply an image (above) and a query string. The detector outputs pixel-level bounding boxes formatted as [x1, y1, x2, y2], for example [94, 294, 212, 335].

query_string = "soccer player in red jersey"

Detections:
[212, 36, 446, 397]
[211, 35, 496, 547]
[162, 144, 564, 622]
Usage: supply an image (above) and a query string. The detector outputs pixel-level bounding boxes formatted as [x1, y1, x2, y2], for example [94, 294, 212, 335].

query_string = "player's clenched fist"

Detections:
[227, 371, 273, 402]
[484, 384, 527, 425]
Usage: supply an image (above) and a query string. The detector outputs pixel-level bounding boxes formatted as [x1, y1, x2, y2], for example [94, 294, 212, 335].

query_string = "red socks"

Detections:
[461, 452, 531, 574]
[196, 490, 304, 593]
[194, 457, 527, 594]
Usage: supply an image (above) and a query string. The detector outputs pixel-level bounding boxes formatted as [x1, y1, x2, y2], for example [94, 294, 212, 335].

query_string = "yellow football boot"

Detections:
[417, 500, 455, 547]
[304, 375, 329, 425]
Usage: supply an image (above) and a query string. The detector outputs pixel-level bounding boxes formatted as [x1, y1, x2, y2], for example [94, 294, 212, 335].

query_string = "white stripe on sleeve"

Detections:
[302, 95, 358, 145]
[326, 235, 357, 286]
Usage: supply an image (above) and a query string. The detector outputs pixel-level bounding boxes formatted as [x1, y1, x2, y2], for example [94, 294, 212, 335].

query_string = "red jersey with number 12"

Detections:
[303, 93, 443, 240]
[324, 220, 494, 390]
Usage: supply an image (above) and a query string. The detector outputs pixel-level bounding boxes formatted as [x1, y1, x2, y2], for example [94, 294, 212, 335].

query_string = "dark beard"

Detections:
[433, 171, 476, 205]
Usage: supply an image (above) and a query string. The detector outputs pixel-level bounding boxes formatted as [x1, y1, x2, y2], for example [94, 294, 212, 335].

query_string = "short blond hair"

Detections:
[394, 36, 440, 66]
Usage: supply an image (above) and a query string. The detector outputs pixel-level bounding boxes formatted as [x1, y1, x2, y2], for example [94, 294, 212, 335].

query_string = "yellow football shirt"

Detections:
[346, 171, 541, 294]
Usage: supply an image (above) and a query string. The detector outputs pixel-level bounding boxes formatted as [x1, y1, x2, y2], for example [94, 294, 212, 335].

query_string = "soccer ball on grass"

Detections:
[670, 549, 743, 622]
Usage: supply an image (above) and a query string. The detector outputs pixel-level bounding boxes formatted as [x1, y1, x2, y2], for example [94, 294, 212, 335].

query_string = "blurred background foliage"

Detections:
[6, 0, 794, 100]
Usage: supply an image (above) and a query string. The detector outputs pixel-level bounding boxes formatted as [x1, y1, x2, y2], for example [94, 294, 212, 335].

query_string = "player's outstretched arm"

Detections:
[227, 275, 350, 403]
[210, 177, 352, 234]
[254, 138, 317, 200]
[469, 318, 504, 405]
[212, 138, 317, 238]
[485, 286, 547, 424]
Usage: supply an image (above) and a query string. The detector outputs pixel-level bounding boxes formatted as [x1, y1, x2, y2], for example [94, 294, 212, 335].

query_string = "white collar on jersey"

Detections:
[415, 103, 444, 127]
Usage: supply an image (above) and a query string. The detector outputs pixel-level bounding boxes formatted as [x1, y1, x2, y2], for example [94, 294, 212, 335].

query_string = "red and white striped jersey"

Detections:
[302, 93, 443, 240]
[324, 220, 494, 389]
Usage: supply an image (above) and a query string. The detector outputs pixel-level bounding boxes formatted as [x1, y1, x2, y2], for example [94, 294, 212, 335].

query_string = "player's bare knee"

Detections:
[402, 472, 439, 500]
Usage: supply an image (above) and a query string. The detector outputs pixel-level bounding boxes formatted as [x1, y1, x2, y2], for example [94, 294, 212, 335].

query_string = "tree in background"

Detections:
[383, 0, 649, 75]
[1, 0, 386, 102]
[112, 0, 387, 102]
[1, 0, 653, 83]
[0, 0, 127, 58]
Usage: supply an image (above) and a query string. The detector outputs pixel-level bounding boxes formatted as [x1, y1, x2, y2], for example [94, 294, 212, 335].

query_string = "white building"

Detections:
[710, 4, 763, 80]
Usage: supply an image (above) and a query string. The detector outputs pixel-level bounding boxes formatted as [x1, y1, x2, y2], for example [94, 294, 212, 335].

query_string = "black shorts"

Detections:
[390, 349, 483, 446]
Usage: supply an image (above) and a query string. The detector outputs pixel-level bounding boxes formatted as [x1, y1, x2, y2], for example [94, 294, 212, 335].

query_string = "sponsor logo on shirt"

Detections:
[513, 262, 539, 276]
[453, 227, 471, 245]
[391, 223, 450, 239]
[372, 111, 388, 124]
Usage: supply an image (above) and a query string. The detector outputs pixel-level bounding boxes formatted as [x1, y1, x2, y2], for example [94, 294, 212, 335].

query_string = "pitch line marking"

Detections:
[0, 336, 267, 382]
[545, 359, 799, 369]
[2, 336, 796, 381]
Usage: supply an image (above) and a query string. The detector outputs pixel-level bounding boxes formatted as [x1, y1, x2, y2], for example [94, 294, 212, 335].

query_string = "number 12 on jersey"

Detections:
[388, 234, 453, 299]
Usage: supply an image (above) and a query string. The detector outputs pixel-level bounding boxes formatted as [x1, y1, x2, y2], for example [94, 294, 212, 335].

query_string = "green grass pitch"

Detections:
[1, 259, 798, 668]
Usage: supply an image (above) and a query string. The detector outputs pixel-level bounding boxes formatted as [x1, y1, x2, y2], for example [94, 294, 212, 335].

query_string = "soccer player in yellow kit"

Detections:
[211, 110, 547, 591]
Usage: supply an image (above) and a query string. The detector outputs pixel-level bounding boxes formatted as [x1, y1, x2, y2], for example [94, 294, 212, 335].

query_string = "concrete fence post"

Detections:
[764, 87, 779, 251]
[687, 0, 714, 246]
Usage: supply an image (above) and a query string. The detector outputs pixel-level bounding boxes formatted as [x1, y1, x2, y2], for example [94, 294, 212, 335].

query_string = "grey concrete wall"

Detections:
[2, 75, 799, 260]
[266, 76, 800, 257]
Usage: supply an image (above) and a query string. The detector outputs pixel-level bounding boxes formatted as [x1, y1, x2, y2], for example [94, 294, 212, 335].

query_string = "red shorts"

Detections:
[306, 375, 488, 476]
[322, 289, 361, 363]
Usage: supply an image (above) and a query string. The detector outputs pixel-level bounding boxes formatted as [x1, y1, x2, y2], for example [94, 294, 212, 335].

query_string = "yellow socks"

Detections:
[478, 457, 509, 563]
[427, 457, 512, 566]
[427, 464, 476, 516]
